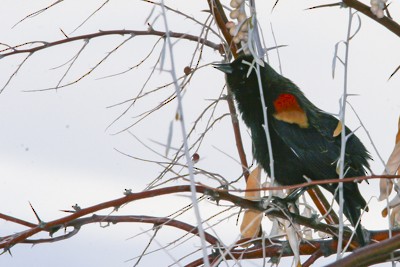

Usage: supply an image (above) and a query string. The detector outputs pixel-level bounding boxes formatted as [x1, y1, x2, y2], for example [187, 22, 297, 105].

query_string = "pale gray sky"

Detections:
[1, 1, 400, 266]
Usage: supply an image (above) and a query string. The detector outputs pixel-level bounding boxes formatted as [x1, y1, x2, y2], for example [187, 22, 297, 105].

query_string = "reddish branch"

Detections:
[229, 174, 400, 193]
[1, 1, 399, 265]
[307, 187, 339, 225]
[4, 215, 219, 246]
[207, 0, 250, 180]
[303, 249, 324, 267]
[343, 0, 400, 38]
[206, 0, 239, 57]
[226, 92, 250, 180]
[326, 232, 400, 266]
[0, 29, 220, 58]
[1, 182, 400, 265]
[0, 213, 36, 228]
[0, 184, 353, 250]
[187, 229, 400, 267]
[67, 215, 219, 245]
[205, 2, 400, 264]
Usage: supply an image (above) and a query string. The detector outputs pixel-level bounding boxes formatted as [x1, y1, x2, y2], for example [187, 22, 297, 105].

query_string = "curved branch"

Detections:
[207, 0, 249, 180]
[9, 215, 219, 247]
[207, 0, 239, 57]
[2, 184, 400, 264]
[22, 227, 80, 245]
[326, 233, 400, 266]
[188, 229, 400, 267]
[229, 174, 400, 193]
[343, 0, 400, 38]
[67, 214, 219, 245]
[0, 184, 373, 250]
[0, 29, 220, 58]
[226, 92, 250, 180]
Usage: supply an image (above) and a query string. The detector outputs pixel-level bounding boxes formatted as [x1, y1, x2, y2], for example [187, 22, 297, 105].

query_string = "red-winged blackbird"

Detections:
[214, 55, 371, 246]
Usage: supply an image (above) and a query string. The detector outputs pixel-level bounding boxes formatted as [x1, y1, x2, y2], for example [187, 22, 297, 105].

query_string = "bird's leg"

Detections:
[269, 187, 308, 217]
[285, 186, 309, 203]
[272, 188, 307, 217]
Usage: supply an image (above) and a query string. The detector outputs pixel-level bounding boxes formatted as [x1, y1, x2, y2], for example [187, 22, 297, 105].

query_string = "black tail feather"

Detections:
[342, 195, 367, 246]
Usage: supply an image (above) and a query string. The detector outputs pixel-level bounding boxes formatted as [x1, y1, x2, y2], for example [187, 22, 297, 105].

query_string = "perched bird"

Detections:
[214, 55, 371, 245]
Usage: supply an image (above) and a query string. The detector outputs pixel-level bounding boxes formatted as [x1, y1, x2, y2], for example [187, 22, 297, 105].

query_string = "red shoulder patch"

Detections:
[273, 93, 309, 128]
[273, 93, 301, 112]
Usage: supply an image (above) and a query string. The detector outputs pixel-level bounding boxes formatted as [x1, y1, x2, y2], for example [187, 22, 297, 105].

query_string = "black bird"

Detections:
[214, 55, 371, 245]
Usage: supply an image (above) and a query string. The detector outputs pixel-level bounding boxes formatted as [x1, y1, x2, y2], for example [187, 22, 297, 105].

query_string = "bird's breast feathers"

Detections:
[272, 93, 309, 128]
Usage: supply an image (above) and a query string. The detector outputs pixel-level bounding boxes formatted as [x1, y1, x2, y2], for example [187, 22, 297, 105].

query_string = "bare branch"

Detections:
[12, 0, 64, 28]
[0, 29, 220, 58]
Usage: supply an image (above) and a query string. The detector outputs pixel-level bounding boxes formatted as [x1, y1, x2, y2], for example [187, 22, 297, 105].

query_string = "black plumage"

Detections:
[214, 55, 371, 245]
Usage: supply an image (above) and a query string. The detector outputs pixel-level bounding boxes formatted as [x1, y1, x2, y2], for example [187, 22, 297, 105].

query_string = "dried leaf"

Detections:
[285, 204, 301, 267]
[382, 204, 400, 227]
[386, 142, 400, 174]
[389, 207, 397, 225]
[240, 166, 262, 240]
[379, 178, 393, 201]
[301, 206, 313, 239]
[333, 120, 342, 137]
[165, 120, 173, 156]
[390, 205, 400, 226]
[262, 180, 285, 198]
[240, 210, 263, 240]
[285, 221, 301, 266]
[388, 117, 400, 174]
[318, 230, 329, 239]
[244, 165, 261, 200]
[269, 217, 285, 236]
[382, 207, 388, 217]
[388, 194, 400, 209]
[396, 116, 400, 144]
[379, 117, 400, 201]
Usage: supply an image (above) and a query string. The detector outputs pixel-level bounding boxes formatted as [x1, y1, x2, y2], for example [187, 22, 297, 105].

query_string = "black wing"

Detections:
[271, 109, 370, 181]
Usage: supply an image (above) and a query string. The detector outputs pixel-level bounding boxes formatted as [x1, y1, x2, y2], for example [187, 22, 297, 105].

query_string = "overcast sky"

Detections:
[1, 1, 400, 266]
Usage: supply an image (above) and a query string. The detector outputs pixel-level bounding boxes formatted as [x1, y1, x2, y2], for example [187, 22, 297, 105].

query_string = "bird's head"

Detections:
[213, 55, 307, 123]
[213, 55, 260, 93]
[214, 55, 296, 102]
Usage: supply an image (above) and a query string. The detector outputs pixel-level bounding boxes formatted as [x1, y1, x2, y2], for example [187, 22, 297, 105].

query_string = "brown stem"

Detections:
[0, 185, 351, 249]
[326, 233, 400, 267]
[307, 187, 339, 225]
[207, 0, 239, 57]
[226, 92, 250, 180]
[0, 213, 37, 228]
[2, 184, 400, 263]
[0, 29, 220, 58]
[302, 249, 324, 267]
[343, 0, 400, 37]
[228, 174, 400, 193]
[208, 0, 249, 179]
[67, 215, 219, 245]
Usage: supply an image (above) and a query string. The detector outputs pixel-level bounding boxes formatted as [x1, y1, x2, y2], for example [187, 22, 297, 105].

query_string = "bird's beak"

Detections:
[212, 62, 233, 74]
